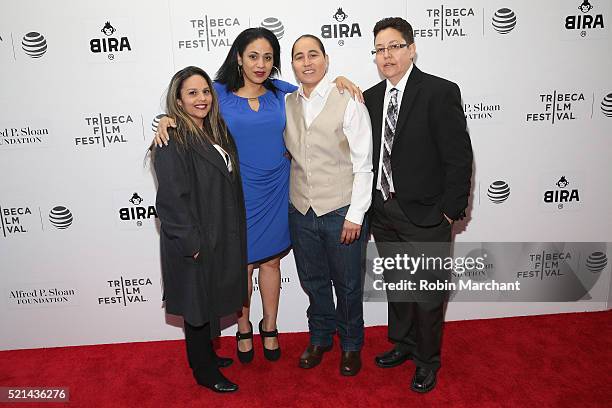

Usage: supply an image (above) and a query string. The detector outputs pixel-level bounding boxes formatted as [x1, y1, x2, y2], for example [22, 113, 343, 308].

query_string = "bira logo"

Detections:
[565, 0, 605, 37]
[177, 15, 241, 51]
[321, 7, 362, 46]
[543, 176, 580, 210]
[90, 21, 132, 60]
[76, 113, 133, 148]
[98, 277, 153, 306]
[526, 91, 588, 124]
[414, 5, 477, 40]
[118, 192, 158, 227]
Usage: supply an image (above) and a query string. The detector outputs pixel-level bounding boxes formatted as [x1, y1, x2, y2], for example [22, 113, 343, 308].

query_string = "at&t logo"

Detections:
[492, 8, 517, 34]
[22, 32, 47, 58]
[260, 17, 284, 40]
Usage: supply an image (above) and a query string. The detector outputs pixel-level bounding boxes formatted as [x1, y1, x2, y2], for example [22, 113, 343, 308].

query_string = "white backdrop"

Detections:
[1, 0, 611, 350]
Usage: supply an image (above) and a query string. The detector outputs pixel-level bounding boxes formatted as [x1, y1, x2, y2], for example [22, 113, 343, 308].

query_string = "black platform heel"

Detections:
[236, 321, 254, 364]
[259, 319, 281, 361]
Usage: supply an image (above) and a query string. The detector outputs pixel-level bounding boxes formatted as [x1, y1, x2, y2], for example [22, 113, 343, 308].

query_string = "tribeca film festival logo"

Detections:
[565, 0, 605, 38]
[89, 21, 132, 61]
[487, 180, 510, 204]
[8, 284, 77, 308]
[0, 124, 49, 148]
[321, 7, 362, 46]
[76, 113, 133, 148]
[21, 31, 47, 58]
[118, 192, 158, 227]
[260, 17, 284, 40]
[543, 176, 580, 210]
[98, 277, 152, 306]
[526, 91, 587, 124]
[414, 5, 476, 40]
[177, 15, 241, 51]
[516, 250, 571, 280]
[492, 8, 517, 34]
[601, 93, 612, 117]
[0, 205, 34, 237]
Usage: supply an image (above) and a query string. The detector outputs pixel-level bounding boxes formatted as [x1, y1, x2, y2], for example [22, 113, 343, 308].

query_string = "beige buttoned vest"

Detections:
[284, 87, 353, 216]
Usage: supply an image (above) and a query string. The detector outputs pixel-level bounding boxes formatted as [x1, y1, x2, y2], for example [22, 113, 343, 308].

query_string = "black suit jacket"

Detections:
[364, 65, 473, 227]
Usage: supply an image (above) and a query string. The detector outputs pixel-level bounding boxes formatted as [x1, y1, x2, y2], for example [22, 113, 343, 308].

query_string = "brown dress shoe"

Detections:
[340, 351, 362, 376]
[299, 344, 332, 369]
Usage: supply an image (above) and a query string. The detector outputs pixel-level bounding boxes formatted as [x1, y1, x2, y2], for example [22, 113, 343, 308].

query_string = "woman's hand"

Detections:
[334, 76, 364, 103]
[154, 116, 177, 147]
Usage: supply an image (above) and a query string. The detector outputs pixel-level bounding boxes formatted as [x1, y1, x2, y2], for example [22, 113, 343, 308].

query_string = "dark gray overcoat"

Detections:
[153, 130, 247, 333]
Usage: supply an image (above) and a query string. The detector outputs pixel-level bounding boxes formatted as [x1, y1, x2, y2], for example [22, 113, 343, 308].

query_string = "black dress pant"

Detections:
[184, 321, 218, 383]
[370, 191, 451, 372]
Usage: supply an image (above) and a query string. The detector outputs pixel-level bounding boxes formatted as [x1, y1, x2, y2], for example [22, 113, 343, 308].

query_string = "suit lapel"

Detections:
[394, 65, 423, 140]
[190, 137, 233, 181]
[368, 80, 387, 171]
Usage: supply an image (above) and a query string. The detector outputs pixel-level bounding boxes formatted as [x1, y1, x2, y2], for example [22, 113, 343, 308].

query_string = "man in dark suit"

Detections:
[363, 17, 473, 393]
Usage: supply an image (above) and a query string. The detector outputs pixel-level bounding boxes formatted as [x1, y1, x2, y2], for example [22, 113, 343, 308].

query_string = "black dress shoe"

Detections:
[194, 368, 239, 393]
[375, 347, 411, 368]
[340, 351, 362, 376]
[201, 378, 239, 393]
[299, 344, 332, 369]
[410, 367, 436, 393]
[215, 355, 233, 368]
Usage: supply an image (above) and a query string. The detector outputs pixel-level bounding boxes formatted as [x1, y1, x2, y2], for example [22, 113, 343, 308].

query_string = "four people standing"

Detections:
[155, 16, 472, 395]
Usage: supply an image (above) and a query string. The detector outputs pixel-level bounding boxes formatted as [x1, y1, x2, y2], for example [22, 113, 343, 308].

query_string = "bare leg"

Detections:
[236, 264, 254, 352]
[258, 256, 281, 350]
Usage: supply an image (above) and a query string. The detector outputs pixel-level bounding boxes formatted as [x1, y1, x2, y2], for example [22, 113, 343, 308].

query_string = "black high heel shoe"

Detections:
[236, 321, 254, 364]
[259, 319, 281, 361]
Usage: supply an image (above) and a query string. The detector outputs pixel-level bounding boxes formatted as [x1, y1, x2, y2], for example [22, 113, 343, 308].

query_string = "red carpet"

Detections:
[1, 311, 611, 407]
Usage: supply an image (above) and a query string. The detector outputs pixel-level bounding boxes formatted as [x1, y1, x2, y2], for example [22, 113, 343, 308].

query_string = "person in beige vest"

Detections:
[285, 35, 373, 376]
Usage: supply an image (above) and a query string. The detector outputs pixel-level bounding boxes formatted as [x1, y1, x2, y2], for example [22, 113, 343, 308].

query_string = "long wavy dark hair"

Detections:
[215, 27, 281, 94]
[150, 66, 234, 165]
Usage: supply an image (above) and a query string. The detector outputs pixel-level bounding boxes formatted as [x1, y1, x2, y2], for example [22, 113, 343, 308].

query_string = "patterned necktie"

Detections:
[381, 88, 398, 200]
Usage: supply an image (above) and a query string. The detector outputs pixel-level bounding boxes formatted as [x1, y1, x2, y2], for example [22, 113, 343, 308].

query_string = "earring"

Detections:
[237, 64, 242, 76]
[269, 66, 280, 79]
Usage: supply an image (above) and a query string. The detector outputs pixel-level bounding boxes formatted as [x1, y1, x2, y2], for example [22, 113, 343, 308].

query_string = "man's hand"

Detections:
[154, 116, 176, 147]
[340, 220, 361, 245]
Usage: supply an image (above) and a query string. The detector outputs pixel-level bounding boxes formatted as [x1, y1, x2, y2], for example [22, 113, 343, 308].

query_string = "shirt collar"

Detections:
[385, 64, 413, 95]
[298, 74, 331, 100]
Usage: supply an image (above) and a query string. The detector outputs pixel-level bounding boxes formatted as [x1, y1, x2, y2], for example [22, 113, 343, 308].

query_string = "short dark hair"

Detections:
[373, 17, 414, 44]
[215, 27, 281, 93]
[291, 34, 326, 59]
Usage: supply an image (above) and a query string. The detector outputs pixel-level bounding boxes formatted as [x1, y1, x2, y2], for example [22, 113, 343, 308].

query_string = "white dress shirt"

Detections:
[296, 75, 373, 225]
[376, 64, 414, 192]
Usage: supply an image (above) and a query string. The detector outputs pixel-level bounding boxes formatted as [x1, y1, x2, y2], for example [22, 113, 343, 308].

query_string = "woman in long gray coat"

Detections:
[152, 66, 247, 393]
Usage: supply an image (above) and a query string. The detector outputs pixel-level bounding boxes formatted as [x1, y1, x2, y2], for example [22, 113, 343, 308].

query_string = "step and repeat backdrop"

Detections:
[1, 0, 611, 350]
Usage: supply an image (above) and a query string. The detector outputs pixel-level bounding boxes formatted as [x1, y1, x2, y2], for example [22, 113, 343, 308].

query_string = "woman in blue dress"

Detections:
[155, 28, 360, 363]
